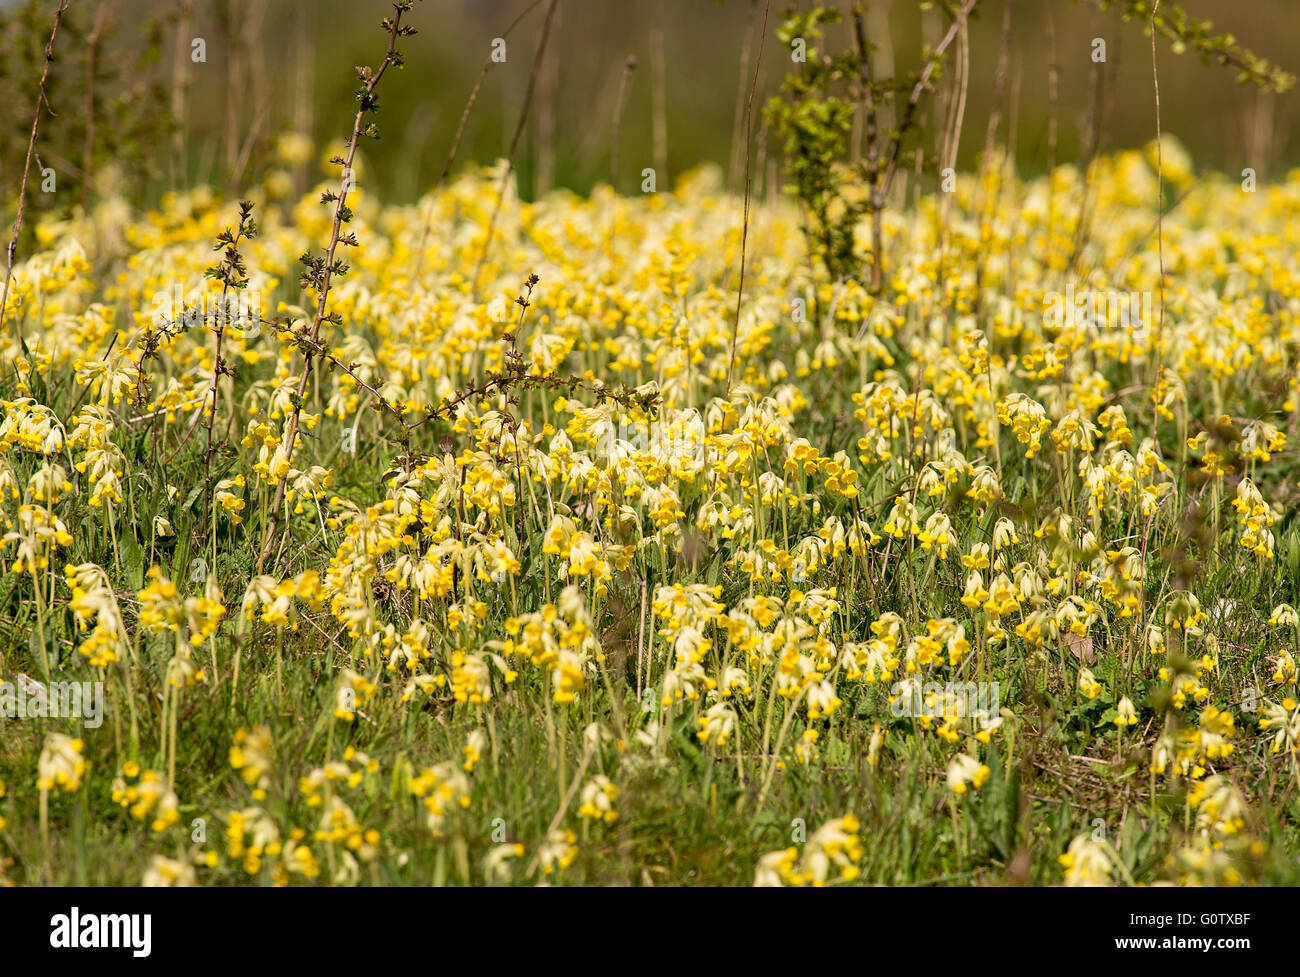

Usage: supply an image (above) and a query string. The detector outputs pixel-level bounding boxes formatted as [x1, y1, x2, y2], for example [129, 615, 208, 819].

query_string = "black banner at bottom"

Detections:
[0, 883, 1275, 964]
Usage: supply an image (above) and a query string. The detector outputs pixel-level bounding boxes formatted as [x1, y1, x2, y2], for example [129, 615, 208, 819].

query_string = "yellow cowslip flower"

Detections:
[1078, 668, 1103, 700]
[143, 855, 196, 887]
[1058, 835, 1115, 886]
[577, 775, 620, 824]
[229, 725, 274, 800]
[37, 734, 85, 792]
[696, 702, 737, 746]
[754, 814, 862, 886]
[1114, 696, 1138, 728]
[946, 753, 990, 795]
[537, 829, 578, 875]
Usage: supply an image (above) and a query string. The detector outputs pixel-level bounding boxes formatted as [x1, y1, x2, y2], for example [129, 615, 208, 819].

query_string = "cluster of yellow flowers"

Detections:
[755, 814, 864, 886]
[7, 132, 1300, 884]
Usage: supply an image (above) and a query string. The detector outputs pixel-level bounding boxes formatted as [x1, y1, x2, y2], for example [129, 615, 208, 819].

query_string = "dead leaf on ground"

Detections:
[1064, 631, 1096, 665]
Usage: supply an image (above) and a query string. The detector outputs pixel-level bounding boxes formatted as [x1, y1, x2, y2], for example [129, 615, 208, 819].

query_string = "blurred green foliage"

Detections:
[2, 0, 1299, 215]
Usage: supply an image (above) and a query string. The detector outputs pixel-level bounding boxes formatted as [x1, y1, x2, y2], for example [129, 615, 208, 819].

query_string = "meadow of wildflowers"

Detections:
[2, 0, 1300, 891]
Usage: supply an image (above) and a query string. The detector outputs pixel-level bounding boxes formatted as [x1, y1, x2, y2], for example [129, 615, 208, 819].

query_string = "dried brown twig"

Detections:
[260, 0, 419, 566]
[2, 0, 71, 346]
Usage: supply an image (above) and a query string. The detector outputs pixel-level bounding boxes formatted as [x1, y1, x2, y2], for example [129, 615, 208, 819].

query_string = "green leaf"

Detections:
[120, 535, 145, 589]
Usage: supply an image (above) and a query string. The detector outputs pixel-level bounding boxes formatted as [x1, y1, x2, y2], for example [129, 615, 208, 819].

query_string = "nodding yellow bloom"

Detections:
[577, 775, 620, 824]
[918, 512, 953, 558]
[1058, 835, 1116, 886]
[1114, 696, 1138, 727]
[962, 542, 990, 570]
[229, 725, 274, 800]
[882, 498, 920, 539]
[1270, 649, 1297, 685]
[696, 702, 737, 746]
[143, 855, 197, 887]
[1269, 604, 1299, 629]
[484, 843, 526, 883]
[334, 669, 378, 722]
[37, 734, 85, 792]
[462, 729, 488, 772]
[754, 814, 863, 886]
[1187, 775, 1248, 837]
[946, 753, 990, 795]
[537, 829, 578, 875]
[112, 767, 180, 832]
[1078, 668, 1103, 700]
[867, 725, 883, 766]
[411, 762, 472, 837]
[450, 652, 493, 705]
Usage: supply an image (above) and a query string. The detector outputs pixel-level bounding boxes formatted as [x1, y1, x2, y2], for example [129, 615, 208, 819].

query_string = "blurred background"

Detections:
[2, 0, 1298, 209]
